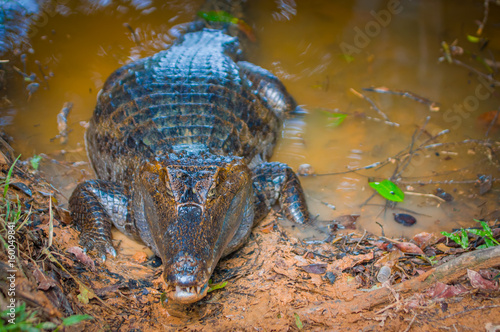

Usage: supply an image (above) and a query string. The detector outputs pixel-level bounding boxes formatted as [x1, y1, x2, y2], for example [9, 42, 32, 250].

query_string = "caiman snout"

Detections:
[164, 253, 210, 304]
[163, 204, 211, 304]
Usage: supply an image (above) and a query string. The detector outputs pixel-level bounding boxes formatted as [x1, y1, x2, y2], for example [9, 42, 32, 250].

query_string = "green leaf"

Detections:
[342, 54, 355, 63]
[207, 281, 227, 293]
[326, 113, 347, 127]
[441, 230, 468, 249]
[4, 155, 21, 198]
[467, 34, 480, 43]
[368, 179, 404, 202]
[460, 229, 469, 249]
[62, 314, 93, 326]
[476, 219, 493, 236]
[467, 228, 487, 237]
[30, 155, 42, 170]
[197, 10, 238, 24]
[294, 313, 303, 330]
[36, 322, 58, 329]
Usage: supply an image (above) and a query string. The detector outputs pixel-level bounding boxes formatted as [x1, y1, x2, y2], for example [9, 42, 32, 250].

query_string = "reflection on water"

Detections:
[1, 0, 499, 238]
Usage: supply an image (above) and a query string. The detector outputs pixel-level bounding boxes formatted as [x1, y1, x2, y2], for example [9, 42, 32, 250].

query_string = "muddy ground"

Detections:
[0, 153, 499, 332]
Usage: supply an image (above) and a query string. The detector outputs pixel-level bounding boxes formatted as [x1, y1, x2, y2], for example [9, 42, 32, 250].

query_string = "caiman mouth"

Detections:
[165, 282, 209, 304]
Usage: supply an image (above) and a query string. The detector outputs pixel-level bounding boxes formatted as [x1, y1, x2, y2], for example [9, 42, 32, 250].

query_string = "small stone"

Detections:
[132, 251, 148, 263]
[323, 271, 336, 285]
[297, 164, 314, 176]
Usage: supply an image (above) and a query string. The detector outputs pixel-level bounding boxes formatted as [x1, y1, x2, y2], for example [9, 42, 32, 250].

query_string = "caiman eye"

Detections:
[165, 180, 173, 197]
[207, 182, 217, 198]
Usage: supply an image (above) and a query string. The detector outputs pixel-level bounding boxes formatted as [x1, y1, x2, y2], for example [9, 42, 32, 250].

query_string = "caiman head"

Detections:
[134, 148, 254, 304]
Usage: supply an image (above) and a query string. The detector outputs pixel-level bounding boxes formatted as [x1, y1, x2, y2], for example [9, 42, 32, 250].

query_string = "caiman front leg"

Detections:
[252, 162, 309, 224]
[69, 180, 131, 261]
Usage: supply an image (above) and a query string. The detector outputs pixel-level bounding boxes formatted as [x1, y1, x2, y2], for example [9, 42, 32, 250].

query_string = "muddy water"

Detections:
[2, 0, 499, 238]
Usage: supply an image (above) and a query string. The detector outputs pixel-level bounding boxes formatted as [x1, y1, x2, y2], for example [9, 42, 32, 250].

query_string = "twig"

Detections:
[353, 229, 367, 251]
[439, 305, 500, 320]
[12, 66, 28, 78]
[403, 192, 446, 202]
[363, 87, 440, 111]
[393, 116, 431, 179]
[424, 138, 492, 149]
[361, 114, 400, 127]
[477, 0, 490, 35]
[485, 108, 499, 137]
[34, 60, 49, 89]
[399, 178, 499, 185]
[450, 58, 500, 86]
[350, 88, 390, 121]
[404, 313, 418, 332]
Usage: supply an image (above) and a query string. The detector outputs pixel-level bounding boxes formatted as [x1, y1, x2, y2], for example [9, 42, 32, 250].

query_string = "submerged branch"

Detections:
[350, 88, 390, 122]
[363, 87, 440, 112]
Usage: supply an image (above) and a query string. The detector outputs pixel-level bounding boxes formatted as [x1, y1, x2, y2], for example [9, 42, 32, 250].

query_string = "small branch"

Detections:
[485, 108, 499, 137]
[35, 60, 49, 89]
[423, 138, 493, 150]
[477, 0, 490, 35]
[403, 191, 446, 202]
[399, 178, 499, 185]
[350, 88, 390, 121]
[363, 87, 440, 112]
[451, 58, 500, 86]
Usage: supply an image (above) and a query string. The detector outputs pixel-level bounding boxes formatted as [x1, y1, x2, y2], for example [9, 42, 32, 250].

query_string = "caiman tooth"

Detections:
[196, 286, 201, 294]
[176, 286, 181, 294]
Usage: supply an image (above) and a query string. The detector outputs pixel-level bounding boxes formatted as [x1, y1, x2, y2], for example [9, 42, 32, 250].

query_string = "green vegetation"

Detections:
[30, 155, 42, 171]
[368, 179, 405, 202]
[441, 219, 499, 250]
[207, 279, 228, 293]
[294, 313, 303, 330]
[0, 303, 92, 331]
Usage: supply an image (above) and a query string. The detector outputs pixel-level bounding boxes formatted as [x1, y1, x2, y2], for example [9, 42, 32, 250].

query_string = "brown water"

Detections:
[2, 0, 499, 238]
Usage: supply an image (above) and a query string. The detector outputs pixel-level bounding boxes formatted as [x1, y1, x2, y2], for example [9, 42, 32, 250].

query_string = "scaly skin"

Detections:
[69, 4, 310, 304]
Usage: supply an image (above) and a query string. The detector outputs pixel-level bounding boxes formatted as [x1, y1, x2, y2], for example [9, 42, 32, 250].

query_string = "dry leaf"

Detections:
[467, 269, 499, 290]
[67, 246, 96, 271]
[334, 215, 360, 230]
[33, 268, 57, 290]
[435, 243, 452, 254]
[428, 282, 468, 299]
[394, 242, 424, 255]
[412, 232, 434, 247]
[300, 264, 327, 274]
[374, 250, 403, 268]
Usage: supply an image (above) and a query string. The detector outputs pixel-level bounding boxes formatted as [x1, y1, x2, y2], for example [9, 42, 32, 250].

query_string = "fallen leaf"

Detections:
[300, 264, 327, 274]
[467, 269, 499, 290]
[412, 232, 434, 247]
[33, 268, 57, 290]
[394, 242, 424, 255]
[427, 282, 468, 299]
[374, 250, 403, 268]
[67, 246, 96, 272]
[330, 252, 374, 272]
[334, 215, 359, 230]
[435, 243, 452, 254]
[77, 284, 94, 304]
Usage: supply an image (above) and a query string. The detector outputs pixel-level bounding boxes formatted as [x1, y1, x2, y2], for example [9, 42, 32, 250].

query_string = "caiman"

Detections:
[69, 0, 310, 304]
